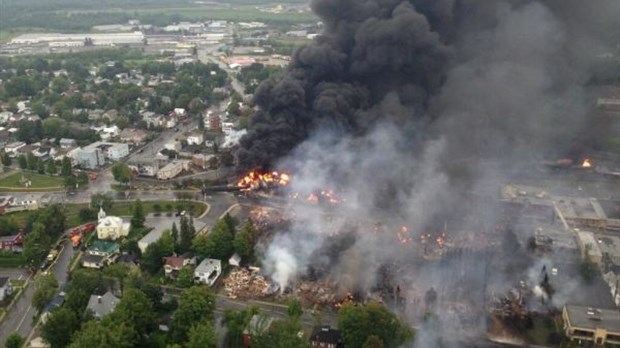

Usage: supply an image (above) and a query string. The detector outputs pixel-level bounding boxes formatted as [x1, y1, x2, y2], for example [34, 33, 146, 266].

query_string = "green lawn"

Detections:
[62, 7, 316, 23]
[0, 171, 64, 191]
[0, 253, 27, 267]
[0, 200, 207, 228]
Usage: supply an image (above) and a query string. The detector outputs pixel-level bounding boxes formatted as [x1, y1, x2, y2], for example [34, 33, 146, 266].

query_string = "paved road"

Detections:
[0, 230, 74, 342]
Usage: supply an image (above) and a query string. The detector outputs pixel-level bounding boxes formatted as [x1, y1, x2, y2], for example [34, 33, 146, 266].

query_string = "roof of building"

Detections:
[555, 197, 607, 220]
[310, 326, 342, 344]
[0, 276, 9, 287]
[82, 253, 106, 265]
[98, 216, 129, 230]
[88, 240, 119, 254]
[576, 231, 603, 258]
[86, 291, 120, 319]
[163, 256, 186, 269]
[564, 304, 620, 332]
[195, 258, 221, 273]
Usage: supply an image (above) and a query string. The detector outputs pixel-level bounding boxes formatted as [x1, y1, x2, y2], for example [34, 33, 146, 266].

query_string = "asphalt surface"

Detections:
[0, 231, 74, 342]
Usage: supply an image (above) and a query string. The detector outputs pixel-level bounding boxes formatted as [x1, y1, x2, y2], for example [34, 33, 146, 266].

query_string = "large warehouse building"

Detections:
[10, 32, 145, 47]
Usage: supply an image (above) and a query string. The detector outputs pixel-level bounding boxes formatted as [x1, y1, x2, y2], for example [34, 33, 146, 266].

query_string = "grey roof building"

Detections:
[86, 291, 120, 319]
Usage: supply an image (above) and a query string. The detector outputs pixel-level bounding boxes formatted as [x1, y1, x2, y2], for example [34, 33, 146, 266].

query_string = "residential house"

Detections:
[102, 109, 119, 122]
[310, 326, 343, 348]
[157, 160, 189, 180]
[242, 315, 274, 347]
[5, 141, 26, 156]
[0, 277, 13, 302]
[192, 154, 216, 170]
[186, 132, 204, 146]
[173, 108, 186, 116]
[86, 291, 120, 319]
[142, 111, 164, 128]
[99, 125, 120, 140]
[104, 143, 129, 160]
[77, 147, 105, 169]
[194, 258, 222, 286]
[0, 111, 12, 124]
[562, 305, 620, 346]
[88, 109, 104, 121]
[32, 146, 51, 159]
[0, 231, 24, 251]
[120, 128, 148, 144]
[82, 240, 120, 269]
[163, 256, 196, 279]
[164, 140, 181, 151]
[59, 138, 77, 148]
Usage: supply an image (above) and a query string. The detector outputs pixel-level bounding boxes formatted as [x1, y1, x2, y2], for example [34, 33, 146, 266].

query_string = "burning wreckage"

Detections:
[221, 0, 618, 345]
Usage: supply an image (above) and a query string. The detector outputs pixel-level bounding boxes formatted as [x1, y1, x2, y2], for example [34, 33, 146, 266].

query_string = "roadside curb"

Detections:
[219, 203, 240, 220]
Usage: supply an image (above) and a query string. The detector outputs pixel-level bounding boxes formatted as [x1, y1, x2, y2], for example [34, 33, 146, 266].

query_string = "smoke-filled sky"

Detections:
[237, 0, 619, 347]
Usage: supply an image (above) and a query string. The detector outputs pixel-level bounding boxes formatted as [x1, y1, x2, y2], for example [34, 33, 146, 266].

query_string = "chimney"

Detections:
[98, 295, 102, 304]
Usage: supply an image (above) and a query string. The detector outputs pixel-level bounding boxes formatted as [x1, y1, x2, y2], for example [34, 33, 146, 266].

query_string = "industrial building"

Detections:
[10, 32, 145, 47]
[562, 305, 620, 345]
[554, 197, 608, 230]
[157, 160, 190, 180]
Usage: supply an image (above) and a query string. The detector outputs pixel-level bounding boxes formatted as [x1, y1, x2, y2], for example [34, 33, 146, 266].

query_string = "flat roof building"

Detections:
[562, 304, 620, 346]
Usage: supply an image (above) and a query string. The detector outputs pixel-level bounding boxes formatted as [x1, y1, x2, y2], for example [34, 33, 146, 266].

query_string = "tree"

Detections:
[185, 322, 217, 348]
[234, 221, 258, 261]
[171, 286, 216, 343]
[363, 336, 385, 348]
[131, 199, 145, 229]
[79, 208, 97, 223]
[224, 307, 258, 348]
[90, 193, 113, 212]
[47, 160, 58, 175]
[23, 222, 52, 266]
[61, 157, 72, 177]
[77, 172, 89, 186]
[111, 162, 132, 186]
[41, 307, 80, 348]
[108, 288, 157, 340]
[337, 302, 413, 348]
[192, 218, 233, 260]
[64, 269, 105, 314]
[141, 242, 165, 275]
[287, 299, 303, 319]
[18, 154, 27, 169]
[171, 222, 179, 250]
[153, 203, 162, 216]
[38, 160, 46, 174]
[64, 175, 77, 191]
[177, 266, 194, 288]
[253, 317, 310, 348]
[1, 151, 12, 167]
[4, 333, 24, 348]
[33, 273, 59, 312]
[68, 320, 134, 348]
[179, 217, 192, 253]
[27, 152, 38, 171]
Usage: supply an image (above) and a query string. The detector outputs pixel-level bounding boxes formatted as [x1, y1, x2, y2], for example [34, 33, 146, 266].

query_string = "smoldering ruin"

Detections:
[233, 0, 620, 347]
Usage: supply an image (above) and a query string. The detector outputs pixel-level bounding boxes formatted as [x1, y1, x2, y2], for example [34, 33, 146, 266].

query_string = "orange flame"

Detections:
[237, 171, 291, 191]
[581, 158, 592, 168]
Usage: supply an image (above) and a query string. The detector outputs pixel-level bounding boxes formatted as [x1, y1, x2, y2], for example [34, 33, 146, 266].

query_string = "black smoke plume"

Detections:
[237, 0, 619, 171]
[236, 1, 619, 347]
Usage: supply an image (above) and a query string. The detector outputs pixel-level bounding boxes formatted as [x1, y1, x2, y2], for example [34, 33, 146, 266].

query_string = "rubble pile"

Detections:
[224, 268, 273, 299]
[294, 281, 338, 307]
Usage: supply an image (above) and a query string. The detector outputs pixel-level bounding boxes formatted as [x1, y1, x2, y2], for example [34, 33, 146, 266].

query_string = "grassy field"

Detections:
[0, 171, 65, 191]
[63, 7, 316, 23]
[0, 252, 27, 268]
[0, 200, 207, 228]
